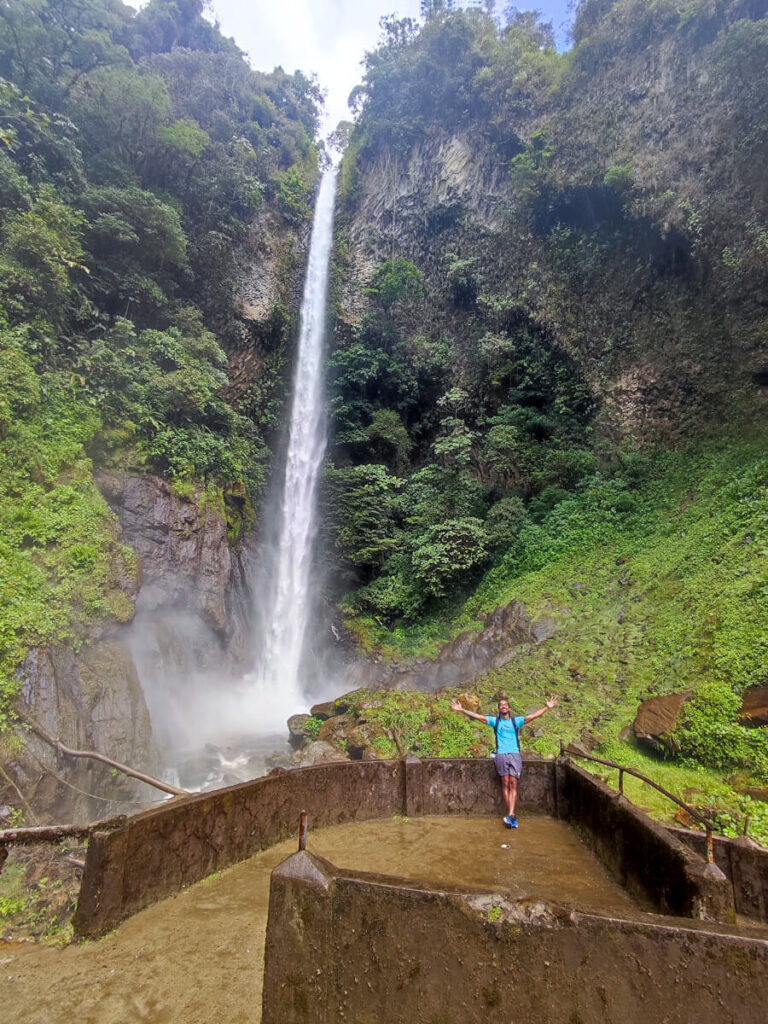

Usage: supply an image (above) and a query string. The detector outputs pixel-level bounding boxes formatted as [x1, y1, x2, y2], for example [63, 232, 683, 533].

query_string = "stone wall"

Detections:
[558, 760, 732, 920]
[73, 756, 748, 938]
[73, 757, 553, 938]
[262, 850, 768, 1024]
[73, 759, 403, 938]
[667, 824, 768, 922]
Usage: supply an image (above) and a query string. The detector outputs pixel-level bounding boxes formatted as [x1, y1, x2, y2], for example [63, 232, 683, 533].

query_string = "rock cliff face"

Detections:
[338, 122, 763, 442]
[14, 641, 154, 821]
[6, 471, 256, 821]
[336, 5, 768, 442]
[340, 132, 508, 319]
[97, 472, 252, 654]
[343, 600, 555, 693]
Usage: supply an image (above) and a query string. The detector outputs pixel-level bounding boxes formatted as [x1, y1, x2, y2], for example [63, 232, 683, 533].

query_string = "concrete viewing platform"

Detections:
[14, 754, 759, 1024]
[6, 809, 767, 1024]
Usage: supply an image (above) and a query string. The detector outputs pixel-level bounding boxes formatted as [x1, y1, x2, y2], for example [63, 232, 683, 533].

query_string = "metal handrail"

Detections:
[559, 740, 719, 863]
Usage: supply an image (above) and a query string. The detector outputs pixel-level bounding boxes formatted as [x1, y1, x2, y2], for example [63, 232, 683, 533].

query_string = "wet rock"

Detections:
[345, 722, 384, 760]
[579, 730, 604, 752]
[331, 689, 367, 715]
[177, 755, 220, 790]
[310, 700, 339, 721]
[341, 599, 549, 695]
[14, 640, 156, 820]
[362, 747, 386, 761]
[97, 471, 252, 653]
[287, 714, 313, 749]
[264, 751, 292, 770]
[738, 685, 768, 726]
[317, 715, 355, 749]
[291, 741, 348, 768]
[531, 617, 557, 643]
[632, 691, 692, 756]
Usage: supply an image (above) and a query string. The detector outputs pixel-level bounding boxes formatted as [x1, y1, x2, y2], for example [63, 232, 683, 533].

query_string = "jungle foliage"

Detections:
[0, 0, 321, 720]
[326, 0, 768, 809]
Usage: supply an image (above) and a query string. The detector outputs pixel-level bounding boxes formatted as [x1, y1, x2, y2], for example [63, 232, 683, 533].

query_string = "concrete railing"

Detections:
[73, 755, 754, 937]
[262, 849, 768, 1024]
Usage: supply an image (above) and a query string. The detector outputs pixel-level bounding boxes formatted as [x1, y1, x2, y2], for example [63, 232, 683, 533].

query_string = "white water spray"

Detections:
[249, 167, 338, 727]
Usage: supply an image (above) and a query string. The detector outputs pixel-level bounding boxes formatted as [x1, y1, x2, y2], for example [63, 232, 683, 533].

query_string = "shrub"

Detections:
[412, 517, 489, 598]
[486, 496, 527, 551]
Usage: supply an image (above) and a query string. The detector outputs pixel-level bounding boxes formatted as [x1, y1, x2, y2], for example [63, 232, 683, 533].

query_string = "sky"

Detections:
[134, 2, 574, 137]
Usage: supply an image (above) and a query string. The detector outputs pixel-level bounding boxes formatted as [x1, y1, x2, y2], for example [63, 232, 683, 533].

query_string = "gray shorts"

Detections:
[494, 753, 523, 778]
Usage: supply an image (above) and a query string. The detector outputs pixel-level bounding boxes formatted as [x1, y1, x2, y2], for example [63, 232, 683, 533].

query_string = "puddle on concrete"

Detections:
[305, 815, 637, 914]
[0, 815, 682, 1023]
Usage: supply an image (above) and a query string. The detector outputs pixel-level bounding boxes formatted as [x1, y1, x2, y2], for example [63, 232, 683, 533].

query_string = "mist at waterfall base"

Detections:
[130, 169, 341, 792]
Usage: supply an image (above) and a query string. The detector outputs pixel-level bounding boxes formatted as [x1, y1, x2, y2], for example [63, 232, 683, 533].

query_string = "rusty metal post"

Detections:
[706, 827, 715, 864]
[743, 815, 751, 838]
[559, 738, 565, 757]
[298, 810, 308, 851]
[0, 844, 8, 877]
[618, 768, 624, 797]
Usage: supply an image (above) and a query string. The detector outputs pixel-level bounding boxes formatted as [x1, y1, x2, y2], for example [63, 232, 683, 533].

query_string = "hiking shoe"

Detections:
[503, 815, 517, 829]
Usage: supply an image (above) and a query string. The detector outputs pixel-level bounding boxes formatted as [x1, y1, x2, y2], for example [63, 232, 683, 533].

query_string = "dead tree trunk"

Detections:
[15, 711, 189, 798]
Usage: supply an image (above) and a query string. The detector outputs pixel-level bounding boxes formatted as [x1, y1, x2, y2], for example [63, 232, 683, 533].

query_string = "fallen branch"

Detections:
[0, 762, 39, 826]
[15, 711, 189, 798]
[0, 813, 127, 846]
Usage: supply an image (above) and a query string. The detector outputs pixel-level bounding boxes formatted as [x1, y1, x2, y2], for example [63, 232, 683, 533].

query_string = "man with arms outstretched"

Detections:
[450, 695, 559, 828]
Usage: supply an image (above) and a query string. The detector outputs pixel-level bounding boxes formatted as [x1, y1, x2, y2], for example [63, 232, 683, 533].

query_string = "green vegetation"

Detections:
[0, 0, 322, 724]
[324, 0, 768, 838]
[334, 436, 768, 842]
[303, 716, 323, 740]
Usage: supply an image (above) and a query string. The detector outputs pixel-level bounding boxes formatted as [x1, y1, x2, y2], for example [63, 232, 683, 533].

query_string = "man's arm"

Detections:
[450, 699, 489, 724]
[523, 696, 559, 725]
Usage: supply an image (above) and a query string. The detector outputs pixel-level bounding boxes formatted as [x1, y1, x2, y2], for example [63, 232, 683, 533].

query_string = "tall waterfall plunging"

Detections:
[250, 166, 338, 725]
[127, 169, 338, 784]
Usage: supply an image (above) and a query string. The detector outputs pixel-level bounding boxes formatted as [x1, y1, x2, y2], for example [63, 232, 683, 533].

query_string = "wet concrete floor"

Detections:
[2, 815, 639, 1023]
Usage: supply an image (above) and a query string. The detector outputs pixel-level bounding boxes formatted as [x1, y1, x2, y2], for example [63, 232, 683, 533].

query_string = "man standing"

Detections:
[450, 695, 559, 828]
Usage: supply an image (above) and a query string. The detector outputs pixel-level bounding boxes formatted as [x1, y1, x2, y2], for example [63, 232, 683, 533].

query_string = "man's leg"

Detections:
[508, 776, 518, 816]
[501, 774, 517, 816]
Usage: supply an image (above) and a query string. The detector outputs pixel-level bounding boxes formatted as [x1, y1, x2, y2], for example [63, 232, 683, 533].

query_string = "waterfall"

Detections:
[249, 166, 338, 728]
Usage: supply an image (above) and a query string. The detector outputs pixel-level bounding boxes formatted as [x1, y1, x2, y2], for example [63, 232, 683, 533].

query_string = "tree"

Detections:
[366, 258, 424, 312]
[412, 517, 488, 597]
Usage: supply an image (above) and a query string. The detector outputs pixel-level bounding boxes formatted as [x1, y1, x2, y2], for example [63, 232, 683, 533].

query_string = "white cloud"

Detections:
[209, 0, 422, 135]
[127, 2, 574, 137]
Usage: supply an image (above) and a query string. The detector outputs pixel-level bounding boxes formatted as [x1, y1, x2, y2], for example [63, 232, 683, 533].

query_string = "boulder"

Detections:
[739, 686, 768, 726]
[291, 741, 348, 768]
[310, 699, 339, 721]
[317, 714, 355, 749]
[632, 691, 692, 756]
[264, 751, 292, 770]
[531, 616, 557, 643]
[332, 689, 368, 715]
[456, 693, 481, 713]
[345, 722, 384, 760]
[579, 729, 605, 752]
[287, 714, 313, 749]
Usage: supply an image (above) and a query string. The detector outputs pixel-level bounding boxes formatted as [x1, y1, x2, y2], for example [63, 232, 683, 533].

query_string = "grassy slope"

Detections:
[342, 430, 768, 842]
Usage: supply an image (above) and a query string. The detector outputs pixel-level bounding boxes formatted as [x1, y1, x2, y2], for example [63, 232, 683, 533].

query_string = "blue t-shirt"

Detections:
[486, 715, 525, 754]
